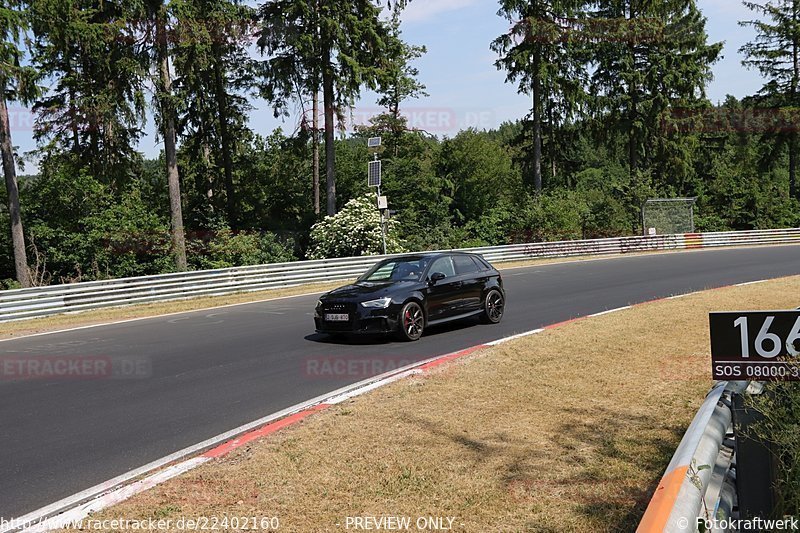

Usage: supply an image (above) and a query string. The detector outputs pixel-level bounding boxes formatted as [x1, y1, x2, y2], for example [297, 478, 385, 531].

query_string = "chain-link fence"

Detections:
[641, 198, 697, 235]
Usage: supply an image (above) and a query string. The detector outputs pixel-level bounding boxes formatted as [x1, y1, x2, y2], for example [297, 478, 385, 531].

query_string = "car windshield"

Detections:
[358, 257, 430, 282]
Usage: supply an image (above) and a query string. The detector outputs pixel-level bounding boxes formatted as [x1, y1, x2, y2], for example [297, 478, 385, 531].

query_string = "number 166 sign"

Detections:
[710, 311, 800, 381]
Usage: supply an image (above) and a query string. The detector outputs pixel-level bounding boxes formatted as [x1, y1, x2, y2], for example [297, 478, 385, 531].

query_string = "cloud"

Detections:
[401, 0, 478, 23]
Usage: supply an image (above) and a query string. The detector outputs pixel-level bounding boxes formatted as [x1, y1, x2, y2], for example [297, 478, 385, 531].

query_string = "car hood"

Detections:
[323, 280, 420, 300]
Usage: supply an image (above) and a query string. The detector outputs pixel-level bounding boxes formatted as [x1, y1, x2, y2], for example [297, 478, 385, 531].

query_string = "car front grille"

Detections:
[321, 301, 357, 313]
[319, 301, 357, 331]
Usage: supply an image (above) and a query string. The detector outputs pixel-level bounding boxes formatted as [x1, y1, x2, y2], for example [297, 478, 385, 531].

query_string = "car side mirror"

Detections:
[428, 272, 446, 285]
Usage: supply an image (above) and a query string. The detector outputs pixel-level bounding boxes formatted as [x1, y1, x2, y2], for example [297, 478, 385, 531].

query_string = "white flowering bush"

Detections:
[308, 195, 406, 259]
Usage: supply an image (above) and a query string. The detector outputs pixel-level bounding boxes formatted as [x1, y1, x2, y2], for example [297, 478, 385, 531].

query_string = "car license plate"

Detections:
[325, 313, 349, 322]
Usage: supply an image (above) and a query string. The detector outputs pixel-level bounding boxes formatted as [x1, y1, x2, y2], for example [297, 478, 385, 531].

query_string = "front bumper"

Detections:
[314, 301, 402, 335]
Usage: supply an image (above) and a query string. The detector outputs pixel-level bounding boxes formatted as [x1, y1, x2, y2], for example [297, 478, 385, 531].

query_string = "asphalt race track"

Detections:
[2, 245, 800, 517]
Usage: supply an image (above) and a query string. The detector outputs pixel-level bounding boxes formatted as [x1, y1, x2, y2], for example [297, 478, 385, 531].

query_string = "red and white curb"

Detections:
[6, 276, 789, 533]
[7, 348, 492, 533]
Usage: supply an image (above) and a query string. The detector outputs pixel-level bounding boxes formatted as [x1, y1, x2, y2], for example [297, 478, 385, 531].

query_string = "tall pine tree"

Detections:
[492, 0, 589, 193]
[30, 0, 146, 188]
[374, 14, 427, 157]
[257, 0, 408, 215]
[0, 0, 38, 286]
[740, 0, 800, 200]
[589, 0, 721, 187]
[140, 0, 188, 270]
[171, 0, 259, 227]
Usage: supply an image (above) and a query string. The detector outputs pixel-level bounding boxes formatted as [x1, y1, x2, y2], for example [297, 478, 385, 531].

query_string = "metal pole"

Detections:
[372, 152, 387, 255]
[378, 183, 387, 255]
[641, 203, 646, 236]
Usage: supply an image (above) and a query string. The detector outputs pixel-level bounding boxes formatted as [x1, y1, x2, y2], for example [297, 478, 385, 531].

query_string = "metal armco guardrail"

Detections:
[0, 227, 798, 323]
[637, 381, 755, 533]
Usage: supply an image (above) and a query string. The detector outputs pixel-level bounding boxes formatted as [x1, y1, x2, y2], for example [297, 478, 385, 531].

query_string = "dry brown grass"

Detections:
[57, 275, 800, 532]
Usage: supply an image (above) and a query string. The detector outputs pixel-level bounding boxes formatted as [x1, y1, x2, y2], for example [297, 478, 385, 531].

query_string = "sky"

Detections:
[6, 0, 769, 170]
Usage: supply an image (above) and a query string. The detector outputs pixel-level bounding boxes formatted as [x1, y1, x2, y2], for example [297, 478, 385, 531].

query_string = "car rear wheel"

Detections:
[481, 289, 504, 324]
[397, 301, 424, 341]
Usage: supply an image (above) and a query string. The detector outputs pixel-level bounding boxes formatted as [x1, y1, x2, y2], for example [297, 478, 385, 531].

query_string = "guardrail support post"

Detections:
[732, 391, 779, 520]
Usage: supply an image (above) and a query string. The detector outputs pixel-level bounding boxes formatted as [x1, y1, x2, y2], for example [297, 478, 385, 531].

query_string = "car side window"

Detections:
[429, 257, 456, 278]
[393, 261, 423, 280]
[453, 255, 480, 274]
[370, 263, 394, 280]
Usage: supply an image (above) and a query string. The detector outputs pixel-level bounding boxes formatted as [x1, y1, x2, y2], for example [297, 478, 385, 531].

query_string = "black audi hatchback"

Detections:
[314, 252, 505, 341]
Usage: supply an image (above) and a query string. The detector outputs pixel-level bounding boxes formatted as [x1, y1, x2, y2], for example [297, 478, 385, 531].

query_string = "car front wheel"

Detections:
[481, 289, 504, 324]
[397, 301, 424, 341]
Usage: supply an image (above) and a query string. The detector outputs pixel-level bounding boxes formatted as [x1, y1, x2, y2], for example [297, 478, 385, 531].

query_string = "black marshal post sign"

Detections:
[710, 311, 800, 381]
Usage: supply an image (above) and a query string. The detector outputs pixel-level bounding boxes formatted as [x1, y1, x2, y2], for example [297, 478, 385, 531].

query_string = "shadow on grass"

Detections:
[552, 406, 686, 532]
[403, 404, 686, 532]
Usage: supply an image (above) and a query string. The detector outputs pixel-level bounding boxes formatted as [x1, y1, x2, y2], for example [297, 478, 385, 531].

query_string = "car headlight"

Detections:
[314, 299, 323, 317]
[360, 297, 392, 309]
